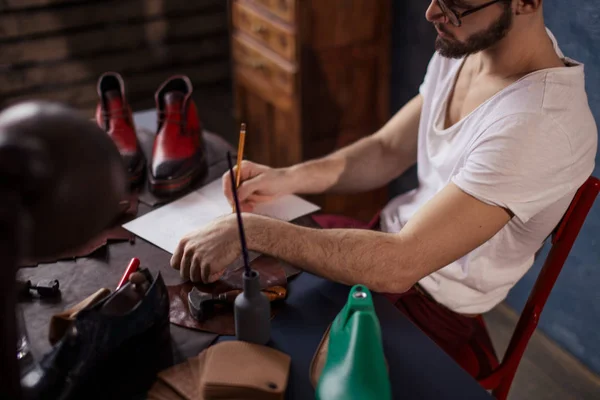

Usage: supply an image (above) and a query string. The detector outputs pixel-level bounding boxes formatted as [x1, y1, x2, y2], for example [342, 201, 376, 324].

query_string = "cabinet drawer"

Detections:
[232, 1, 296, 62]
[232, 33, 296, 95]
[249, 0, 295, 23]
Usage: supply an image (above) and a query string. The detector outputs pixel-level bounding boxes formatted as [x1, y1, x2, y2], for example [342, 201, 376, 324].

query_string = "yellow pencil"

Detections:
[236, 123, 246, 188]
[233, 123, 246, 212]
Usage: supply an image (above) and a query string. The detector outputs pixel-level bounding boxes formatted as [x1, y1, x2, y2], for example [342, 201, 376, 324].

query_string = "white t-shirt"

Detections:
[380, 31, 597, 314]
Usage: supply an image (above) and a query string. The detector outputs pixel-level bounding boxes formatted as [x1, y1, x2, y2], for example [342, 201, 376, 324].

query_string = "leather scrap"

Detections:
[147, 380, 183, 400]
[20, 192, 138, 267]
[147, 341, 290, 400]
[310, 324, 331, 389]
[156, 354, 202, 400]
[200, 341, 289, 399]
[167, 255, 288, 335]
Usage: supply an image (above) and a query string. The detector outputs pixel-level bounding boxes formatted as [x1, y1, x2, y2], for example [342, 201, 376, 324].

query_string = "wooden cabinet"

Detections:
[228, 0, 390, 221]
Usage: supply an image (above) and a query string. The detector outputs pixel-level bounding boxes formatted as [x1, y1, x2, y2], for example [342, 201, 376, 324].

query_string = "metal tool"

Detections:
[188, 287, 238, 322]
[17, 279, 61, 299]
[116, 257, 140, 290]
[188, 286, 286, 322]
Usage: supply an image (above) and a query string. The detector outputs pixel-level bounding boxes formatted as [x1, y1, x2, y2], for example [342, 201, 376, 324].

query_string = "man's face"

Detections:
[426, 0, 514, 59]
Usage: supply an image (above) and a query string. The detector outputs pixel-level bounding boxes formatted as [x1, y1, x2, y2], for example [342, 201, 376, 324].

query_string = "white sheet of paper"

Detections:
[123, 179, 320, 254]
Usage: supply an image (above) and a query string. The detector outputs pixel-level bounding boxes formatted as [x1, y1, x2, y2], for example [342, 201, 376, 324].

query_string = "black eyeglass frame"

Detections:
[437, 0, 503, 27]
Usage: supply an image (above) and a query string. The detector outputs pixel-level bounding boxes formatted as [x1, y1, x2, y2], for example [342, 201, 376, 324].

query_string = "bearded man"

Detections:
[171, 0, 597, 377]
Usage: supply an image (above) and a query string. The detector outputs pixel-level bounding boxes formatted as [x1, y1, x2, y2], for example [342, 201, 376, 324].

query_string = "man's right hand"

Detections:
[222, 160, 294, 212]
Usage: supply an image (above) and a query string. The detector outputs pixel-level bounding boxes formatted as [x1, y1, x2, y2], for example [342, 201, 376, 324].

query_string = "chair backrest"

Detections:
[490, 176, 600, 399]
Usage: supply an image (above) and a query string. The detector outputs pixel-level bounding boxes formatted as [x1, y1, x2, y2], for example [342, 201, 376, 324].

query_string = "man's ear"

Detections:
[515, 0, 542, 15]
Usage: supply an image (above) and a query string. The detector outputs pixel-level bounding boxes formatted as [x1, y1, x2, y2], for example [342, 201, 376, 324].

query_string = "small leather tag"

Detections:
[200, 341, 290, 400]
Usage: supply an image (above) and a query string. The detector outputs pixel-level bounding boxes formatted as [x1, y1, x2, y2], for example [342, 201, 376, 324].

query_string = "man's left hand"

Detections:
[170, 213, 241, 283]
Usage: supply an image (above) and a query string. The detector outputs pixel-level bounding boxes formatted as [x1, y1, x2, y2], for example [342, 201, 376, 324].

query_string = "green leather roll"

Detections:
[316, 285, 392, 400]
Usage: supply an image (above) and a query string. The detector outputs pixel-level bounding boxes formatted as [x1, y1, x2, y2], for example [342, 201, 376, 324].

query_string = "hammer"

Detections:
[188, 286, 286, 322]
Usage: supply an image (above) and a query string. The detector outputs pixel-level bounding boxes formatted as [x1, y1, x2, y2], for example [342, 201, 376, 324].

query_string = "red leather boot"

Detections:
[95, 72, 145, 187]
[149, 75, 207, 197]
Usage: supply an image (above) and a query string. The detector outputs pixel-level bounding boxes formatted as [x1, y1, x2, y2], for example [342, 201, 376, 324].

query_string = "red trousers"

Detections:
[312, 214, 497, 379]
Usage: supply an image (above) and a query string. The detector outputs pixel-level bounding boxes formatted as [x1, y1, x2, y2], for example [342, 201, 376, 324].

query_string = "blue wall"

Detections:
[391, 0, 600, 374]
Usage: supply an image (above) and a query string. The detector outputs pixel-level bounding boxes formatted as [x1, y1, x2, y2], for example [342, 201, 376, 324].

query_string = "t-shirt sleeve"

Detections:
[452, 113, 590, 223]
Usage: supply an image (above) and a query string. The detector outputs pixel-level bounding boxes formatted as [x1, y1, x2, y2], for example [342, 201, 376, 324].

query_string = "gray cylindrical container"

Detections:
[234, 270, 271, 344]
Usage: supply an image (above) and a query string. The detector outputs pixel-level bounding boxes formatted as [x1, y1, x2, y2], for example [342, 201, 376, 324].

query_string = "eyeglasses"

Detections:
[437, 0, 502, 27]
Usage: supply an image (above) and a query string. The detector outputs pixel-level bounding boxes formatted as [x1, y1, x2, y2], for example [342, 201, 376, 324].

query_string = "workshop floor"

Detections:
[484, 304, 600, 399]
[164, 84, 600, 400]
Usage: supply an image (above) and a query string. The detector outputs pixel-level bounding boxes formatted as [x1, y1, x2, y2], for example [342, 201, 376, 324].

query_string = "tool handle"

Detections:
[217, 286, 287, 303]
[217, 290, 242, 302]
[262, 286, 287, 301]
[116, 257, 140, 290]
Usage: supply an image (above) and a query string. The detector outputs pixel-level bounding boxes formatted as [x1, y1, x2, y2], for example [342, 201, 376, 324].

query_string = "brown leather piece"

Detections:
[21, 192, 139, 267]
[201, 341, 290, 399]
[167, 255, 288, 335]
[309, 324, 331, 389]
[147, 342, 290, 400]
[153, 352, 205, 400]
[21, 226, 134, 267]
[147, 380, 183, 400]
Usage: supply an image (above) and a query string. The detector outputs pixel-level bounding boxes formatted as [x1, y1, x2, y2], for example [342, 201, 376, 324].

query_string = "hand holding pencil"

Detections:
[222, 123, 293, 212]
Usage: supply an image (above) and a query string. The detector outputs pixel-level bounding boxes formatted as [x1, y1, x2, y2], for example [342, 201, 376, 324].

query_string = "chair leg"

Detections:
[492, 374, 516, 400]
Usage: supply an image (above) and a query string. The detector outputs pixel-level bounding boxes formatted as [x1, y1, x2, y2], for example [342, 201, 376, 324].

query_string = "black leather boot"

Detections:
[22, 269, 172, 400]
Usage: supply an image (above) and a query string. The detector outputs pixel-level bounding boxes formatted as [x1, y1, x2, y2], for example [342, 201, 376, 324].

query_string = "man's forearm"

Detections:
[284, 136, 392, 194]
[245, 214, 416, 293]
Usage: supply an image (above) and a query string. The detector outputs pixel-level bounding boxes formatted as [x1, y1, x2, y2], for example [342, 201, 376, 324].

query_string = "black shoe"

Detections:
[22, 269, 172, 400]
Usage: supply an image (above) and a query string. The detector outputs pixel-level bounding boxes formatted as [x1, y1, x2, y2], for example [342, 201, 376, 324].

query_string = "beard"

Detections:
[435, 5, 513, 59]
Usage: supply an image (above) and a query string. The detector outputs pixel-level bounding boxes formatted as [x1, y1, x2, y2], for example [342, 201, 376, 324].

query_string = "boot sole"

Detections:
[148, 160, 207, 198]
[128, 153, 146, 188]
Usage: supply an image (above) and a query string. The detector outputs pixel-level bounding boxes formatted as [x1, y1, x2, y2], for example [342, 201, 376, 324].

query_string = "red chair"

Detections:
[477, 176, 600, 399]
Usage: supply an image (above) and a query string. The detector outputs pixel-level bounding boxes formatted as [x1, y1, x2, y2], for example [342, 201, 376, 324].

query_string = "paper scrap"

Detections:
[123, 179, 320, 254]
